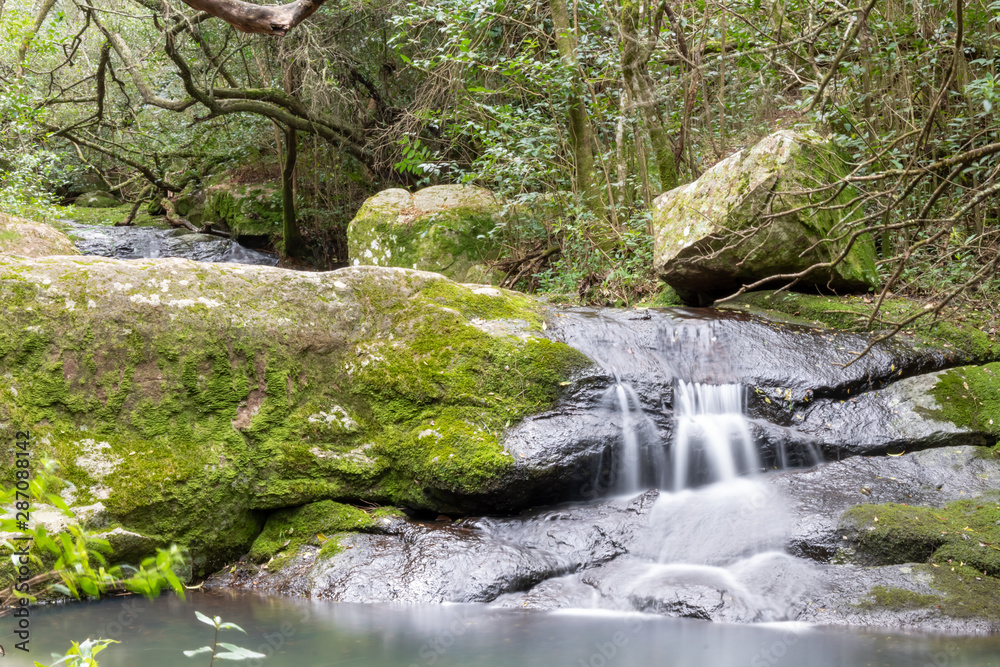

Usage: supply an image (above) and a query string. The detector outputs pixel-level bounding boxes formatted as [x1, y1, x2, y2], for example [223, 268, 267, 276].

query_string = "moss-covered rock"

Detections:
[57, 171, 109, 201]
[0, 256, 587, 574]
[347, 185, 502, 283]
[925, 364, 1000, 437]
[202, 184, 281, 242]
[652, 130, 879, 300]
[841, 495, 1000, 575]
[0, 213, 79, 257]
[247, 500, 377, 571]
[721, 290, 1000, 365]
[74, 191, 121, 209]
[175, 191, 207, 226]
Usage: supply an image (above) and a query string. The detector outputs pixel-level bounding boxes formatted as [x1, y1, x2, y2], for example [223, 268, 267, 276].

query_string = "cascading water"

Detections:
[670, 380, 758, 491]
[523, 308, 825, 621]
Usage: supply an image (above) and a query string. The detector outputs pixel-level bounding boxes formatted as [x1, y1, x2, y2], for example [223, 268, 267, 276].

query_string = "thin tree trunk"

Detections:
[15, 0, 58, 77]
[548, 0, 602, 209]
[620, 0, 678, 192]
[282, 126, 305, 258]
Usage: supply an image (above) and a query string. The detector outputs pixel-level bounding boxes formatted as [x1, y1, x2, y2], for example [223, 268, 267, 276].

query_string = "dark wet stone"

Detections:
[797, 563, 999, 633]
[767, 446, 1000, 562]
[208, 492, 658, 603]
[63, 220, 278, 266]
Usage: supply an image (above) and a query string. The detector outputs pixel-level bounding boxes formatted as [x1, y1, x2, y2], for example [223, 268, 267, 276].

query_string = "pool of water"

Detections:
[8, 592, 1000, 667]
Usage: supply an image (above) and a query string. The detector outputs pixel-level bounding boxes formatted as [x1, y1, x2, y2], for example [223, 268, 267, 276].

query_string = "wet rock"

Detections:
[652, 130, 878, 300]
[767, 446, 1000, 562]
[545, 307, 952, 400]
[64, 221, 278, 266]
[208, 491, 658, 603]
[347, 185, 501, 283]
[778, 368, 996, 459]
[796, 563, 999, 633]
[536, 307, 995, 476]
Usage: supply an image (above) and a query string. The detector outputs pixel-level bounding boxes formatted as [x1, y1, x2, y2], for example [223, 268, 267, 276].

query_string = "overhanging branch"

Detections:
[173, 0, 328, 36]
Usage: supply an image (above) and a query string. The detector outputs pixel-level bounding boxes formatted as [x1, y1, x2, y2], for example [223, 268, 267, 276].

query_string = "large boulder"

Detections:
[0, 256, 589, 574]
[57, 169, 110, 201]
[202, 183, 281, 243]
[652, 130, 879, 300]
[347, 185, 501, 283]
[74, 191, 121, 208]
[0, 213, 78, 257]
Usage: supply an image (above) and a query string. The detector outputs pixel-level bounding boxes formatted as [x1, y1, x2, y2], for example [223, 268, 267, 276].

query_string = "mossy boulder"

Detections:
[175, 191, 207, 226]
[0, 213, 78, 257]
[652, 130, 879, 301]
[347, 185, 502, 283]
[75, 191, 121, 209]
[202, 184, 281, 241]
[57, 170, 110, 201]
[0, 256, 588, 574]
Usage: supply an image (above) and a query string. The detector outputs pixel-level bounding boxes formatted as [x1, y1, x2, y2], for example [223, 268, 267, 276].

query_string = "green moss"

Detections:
[638, 284, 684, 308]
[347, 190, 500, 282]
[722, 290, 999, 361]
[926, 565, 1000, 618]
[58, 205, 160, 228]
[420, 280, 542, 326]
[248, 500, 374, 569]
[924, 364, 1000, 434]
[203, 186, 281, 239]
[843, 495, 1000, 576]
[857, 585, 940, 611]
[0, 258, 585, 577]
[318, 535, 344, 558]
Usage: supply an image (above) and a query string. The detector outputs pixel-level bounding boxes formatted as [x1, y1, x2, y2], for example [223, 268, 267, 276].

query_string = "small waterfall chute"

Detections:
[670, 380, 759, 491]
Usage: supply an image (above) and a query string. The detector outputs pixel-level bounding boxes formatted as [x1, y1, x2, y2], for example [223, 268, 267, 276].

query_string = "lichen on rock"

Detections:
[347, 185, 502, 283]
[0, 213, 79, 257]
[652, 130, 879, 300]
[0, 256, 587, 574]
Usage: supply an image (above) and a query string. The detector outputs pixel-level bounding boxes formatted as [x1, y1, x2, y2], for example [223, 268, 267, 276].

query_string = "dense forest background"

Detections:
[0, 0, 998, 310]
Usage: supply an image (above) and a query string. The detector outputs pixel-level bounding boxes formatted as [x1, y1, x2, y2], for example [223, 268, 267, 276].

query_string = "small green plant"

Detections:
[0, 459, 188, 606]
[35, 639, 118, 667]
[183, 611, 267, 665]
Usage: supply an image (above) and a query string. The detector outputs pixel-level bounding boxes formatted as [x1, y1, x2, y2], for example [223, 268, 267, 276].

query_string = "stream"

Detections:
[61, 220, 279, 265]
[13, 591, 1000, 667]
[15, 245, 1000, 665]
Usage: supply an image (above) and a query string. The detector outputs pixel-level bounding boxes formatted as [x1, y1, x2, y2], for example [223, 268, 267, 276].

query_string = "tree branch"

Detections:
[173, 0, 329, 36]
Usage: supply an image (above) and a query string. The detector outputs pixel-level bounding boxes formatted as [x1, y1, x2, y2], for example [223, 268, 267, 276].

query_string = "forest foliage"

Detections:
[0, 0, 997, 317]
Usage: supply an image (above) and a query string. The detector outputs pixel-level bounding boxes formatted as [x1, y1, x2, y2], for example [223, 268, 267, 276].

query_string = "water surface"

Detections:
[8, 592, 1000, 667]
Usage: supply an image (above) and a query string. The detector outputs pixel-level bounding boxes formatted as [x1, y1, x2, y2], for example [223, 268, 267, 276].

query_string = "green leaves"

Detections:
[213, 644, 268, 660]
[35, 638, 119, 667]
[0, 458, 190, 609]
[186, 612, 264, 663]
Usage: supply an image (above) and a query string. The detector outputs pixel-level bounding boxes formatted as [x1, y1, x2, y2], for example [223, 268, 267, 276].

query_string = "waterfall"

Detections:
[670, 380, 758, 491]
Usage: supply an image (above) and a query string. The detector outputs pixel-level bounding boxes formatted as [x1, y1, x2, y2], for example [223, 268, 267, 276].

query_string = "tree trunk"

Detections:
[282, 126, 305, 258]
[619, 0, 678, 193]
[15, 0, 58, 77]
[547, 0, 602, 209]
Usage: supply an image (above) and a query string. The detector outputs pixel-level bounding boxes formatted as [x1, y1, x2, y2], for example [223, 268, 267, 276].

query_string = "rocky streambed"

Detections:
[2, 223, 999, 634]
